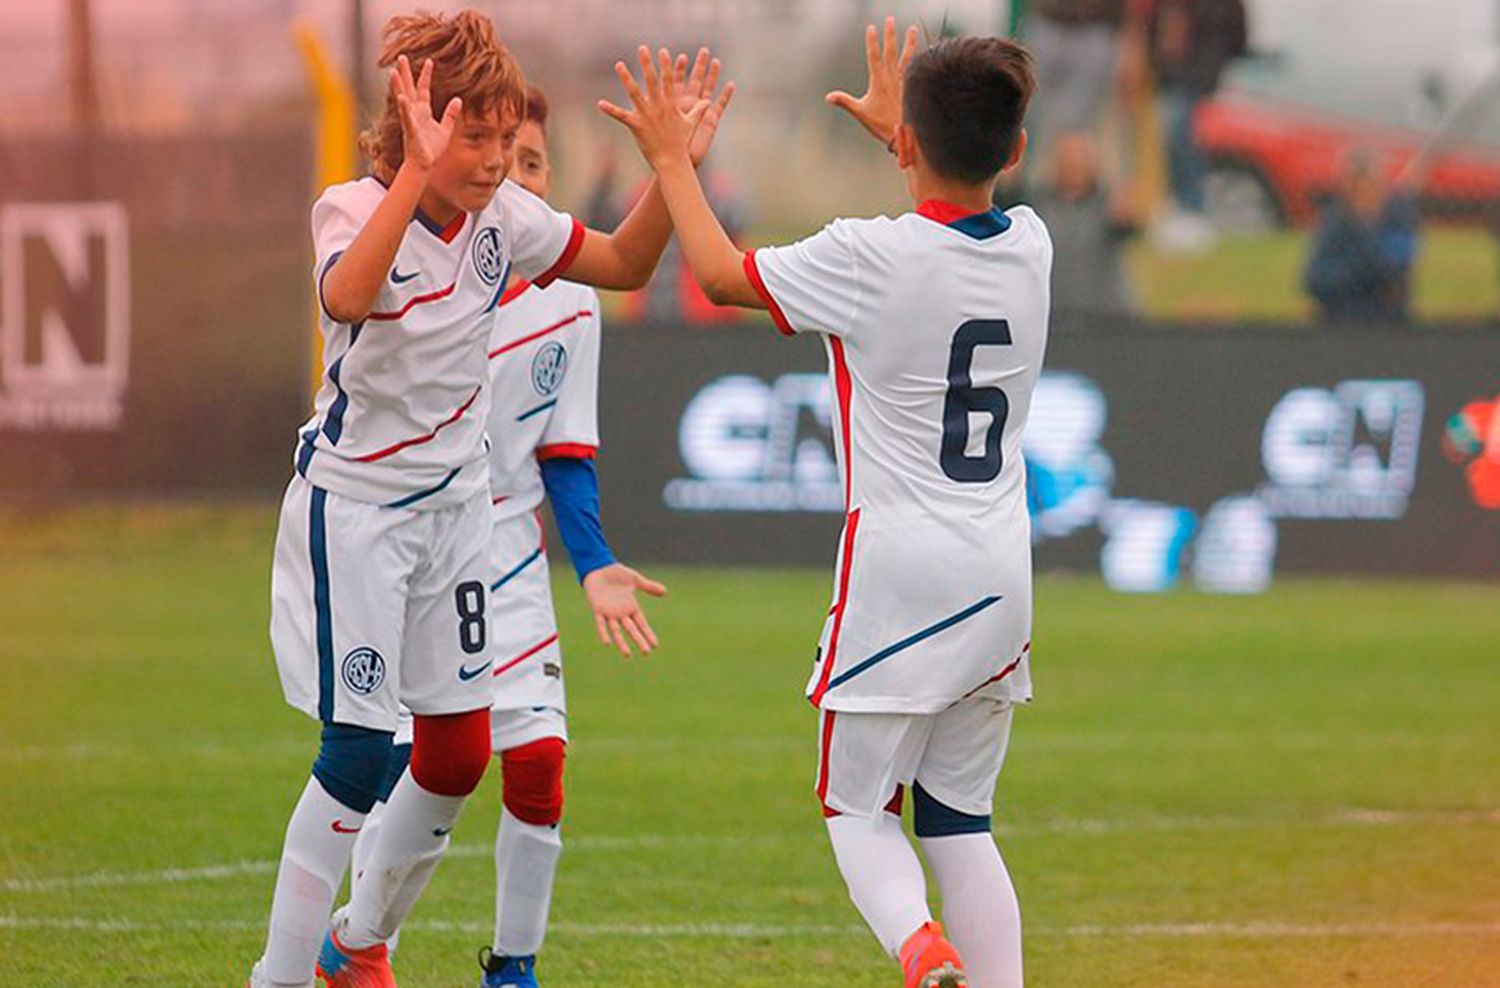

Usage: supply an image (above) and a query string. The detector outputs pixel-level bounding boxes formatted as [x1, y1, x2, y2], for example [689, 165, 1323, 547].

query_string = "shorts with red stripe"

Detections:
[815, 698, 1015, 820]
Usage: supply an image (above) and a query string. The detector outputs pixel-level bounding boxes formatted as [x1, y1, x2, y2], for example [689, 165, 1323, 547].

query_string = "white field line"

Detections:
[3, 808, 1496, 894]
[0, 914, 1497, 940]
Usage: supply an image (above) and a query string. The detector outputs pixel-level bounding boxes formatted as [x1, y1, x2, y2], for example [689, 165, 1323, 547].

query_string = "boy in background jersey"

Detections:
[352, 76, 693, 988]
[249, 12, 731, 988]
[602, 22, 1047, 988]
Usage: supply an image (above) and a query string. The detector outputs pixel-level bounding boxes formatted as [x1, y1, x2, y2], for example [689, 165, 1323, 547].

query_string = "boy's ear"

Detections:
[1003, 128, 1029, 174]
[895, 123, 919, 170]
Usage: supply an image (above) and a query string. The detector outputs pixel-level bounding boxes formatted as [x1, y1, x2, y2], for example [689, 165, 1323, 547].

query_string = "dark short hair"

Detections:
[903, 36, 1036, 184]
[524, 83, 549, 131]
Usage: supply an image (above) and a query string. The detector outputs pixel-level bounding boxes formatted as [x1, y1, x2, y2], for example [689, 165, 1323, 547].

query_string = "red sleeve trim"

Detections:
[536, 443, 598, 461]
[533, 218, 586, 288]
[743, 249, 796, 336]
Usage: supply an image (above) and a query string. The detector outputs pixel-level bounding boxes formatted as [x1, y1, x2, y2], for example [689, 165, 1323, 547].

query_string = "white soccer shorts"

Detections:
[269, 476, 495, 732]
[815, 697, 1015, 819]
[389, 510, 569, 751]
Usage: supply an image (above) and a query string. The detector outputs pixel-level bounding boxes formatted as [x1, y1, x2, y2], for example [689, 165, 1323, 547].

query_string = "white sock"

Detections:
[348, 800, 401, 954]
[350, 799, 384, 884]
[493, 807, 563, 956]
[920, 833, 1023, 988]
[337, 772, 465, 949]
[826, 812, 932, 957]
[261, 777, 364, 985]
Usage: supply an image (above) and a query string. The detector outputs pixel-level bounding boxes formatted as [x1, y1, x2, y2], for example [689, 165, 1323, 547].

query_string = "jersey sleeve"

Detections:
[743, 219, 861, 338]
[310, 182, 385, 322]
[537, 288, 602, 459]
[500, 180, 586, 288]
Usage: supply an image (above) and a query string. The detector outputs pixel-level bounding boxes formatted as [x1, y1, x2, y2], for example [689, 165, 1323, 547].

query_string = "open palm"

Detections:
[393, 54, 461, 171]
[825, 17, 920, 146]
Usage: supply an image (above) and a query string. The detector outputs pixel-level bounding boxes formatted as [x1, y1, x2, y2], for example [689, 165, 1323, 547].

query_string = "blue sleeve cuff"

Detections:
[539, 456, 615, 581]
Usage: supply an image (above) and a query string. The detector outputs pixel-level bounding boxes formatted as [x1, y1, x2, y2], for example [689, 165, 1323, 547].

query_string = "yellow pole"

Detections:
[293, 20, 358, 408]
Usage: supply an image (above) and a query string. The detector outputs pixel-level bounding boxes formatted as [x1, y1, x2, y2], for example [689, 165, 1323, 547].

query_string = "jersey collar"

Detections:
[915, 199, 1012, 240]
[366, 174, 469, 244]
[413, 207, 467, 243]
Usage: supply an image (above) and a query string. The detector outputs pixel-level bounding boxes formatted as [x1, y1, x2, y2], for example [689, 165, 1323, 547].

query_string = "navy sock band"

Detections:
[311, 723, 395, 814]
[913, 782, 992, 837]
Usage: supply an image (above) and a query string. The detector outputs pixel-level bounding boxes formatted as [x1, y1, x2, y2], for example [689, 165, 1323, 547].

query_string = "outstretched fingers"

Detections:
[882, 16, 899, 69]
[899, 24, 920, 72]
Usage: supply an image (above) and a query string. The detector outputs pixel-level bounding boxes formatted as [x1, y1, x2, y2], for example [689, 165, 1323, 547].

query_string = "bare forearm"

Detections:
[653, 154, 762, 308]
[322, 162, 428, 322]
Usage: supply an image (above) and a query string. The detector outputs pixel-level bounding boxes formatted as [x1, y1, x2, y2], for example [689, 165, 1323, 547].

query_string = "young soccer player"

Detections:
[351, 73, 724, 987]
[248, 12, 730, 988]
[601, 22, 1047, 988]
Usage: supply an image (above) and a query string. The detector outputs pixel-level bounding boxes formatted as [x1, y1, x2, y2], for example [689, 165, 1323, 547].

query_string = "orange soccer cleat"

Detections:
[898, 921, 968, 988]
[316, 925, 397, 988]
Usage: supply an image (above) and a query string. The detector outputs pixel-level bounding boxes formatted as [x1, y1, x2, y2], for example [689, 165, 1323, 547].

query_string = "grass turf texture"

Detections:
[1, 505, 1497, 987]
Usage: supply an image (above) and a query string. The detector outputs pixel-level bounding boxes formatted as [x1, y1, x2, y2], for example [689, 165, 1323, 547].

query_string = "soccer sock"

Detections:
[262, 777, 364, 985]
[347, 800, 404, 954]
[336, 772, 465, 949]
[493, 806, 563, 956]
[825, 812, 933, 957]
[349, 799, 383, 884]
[920, 833, 1023, 988]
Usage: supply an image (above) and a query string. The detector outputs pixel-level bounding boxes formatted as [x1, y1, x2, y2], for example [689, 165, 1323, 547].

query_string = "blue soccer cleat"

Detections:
[478, 946, 540, 988]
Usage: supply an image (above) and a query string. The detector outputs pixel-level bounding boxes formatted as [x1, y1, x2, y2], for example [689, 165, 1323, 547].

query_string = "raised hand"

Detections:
[393, 54, 462, 172]
[825, 16, 920, 146]
[582, 562, 667, 658]
[672, 48, 737, 166]
[598, 46, 720, 170]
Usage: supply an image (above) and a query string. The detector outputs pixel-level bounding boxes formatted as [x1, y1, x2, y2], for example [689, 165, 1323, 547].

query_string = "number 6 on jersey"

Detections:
[940, 318, 1012, 483]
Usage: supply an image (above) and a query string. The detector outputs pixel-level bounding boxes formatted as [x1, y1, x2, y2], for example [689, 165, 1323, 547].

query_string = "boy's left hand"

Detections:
[599, 46, 735, 170]
[582, 562, 667, 658]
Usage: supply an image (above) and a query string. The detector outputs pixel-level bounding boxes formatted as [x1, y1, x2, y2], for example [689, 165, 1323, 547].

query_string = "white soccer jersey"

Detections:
[294, 176, 584, 509]
[483, 278, 602, 524]
[747, 201, 1052, 714]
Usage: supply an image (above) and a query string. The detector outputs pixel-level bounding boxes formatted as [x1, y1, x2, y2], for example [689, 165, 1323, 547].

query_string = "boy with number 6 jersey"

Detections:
[602, 22, 1048, 988]
[249, 12, 730, 988]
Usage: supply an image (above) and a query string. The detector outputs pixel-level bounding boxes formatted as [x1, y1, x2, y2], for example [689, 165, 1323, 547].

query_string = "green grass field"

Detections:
[2, 505, 1498, 987]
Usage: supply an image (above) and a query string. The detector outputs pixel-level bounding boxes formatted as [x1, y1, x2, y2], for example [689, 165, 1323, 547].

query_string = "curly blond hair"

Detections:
[360, 10, 527, 180]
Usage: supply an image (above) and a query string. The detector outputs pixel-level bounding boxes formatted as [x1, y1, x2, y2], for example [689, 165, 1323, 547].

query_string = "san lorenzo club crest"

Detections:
[473, 227, 504, 285]
[341, 647, 386, 695]
[531, 341, 568, 396]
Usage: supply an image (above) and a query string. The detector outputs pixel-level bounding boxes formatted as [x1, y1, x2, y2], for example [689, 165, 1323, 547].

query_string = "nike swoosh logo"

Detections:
[331, 820, 362, 834]
[390, 268, 419, 284]
[433, 826, 453, 837]
[458, 659, 492, 681]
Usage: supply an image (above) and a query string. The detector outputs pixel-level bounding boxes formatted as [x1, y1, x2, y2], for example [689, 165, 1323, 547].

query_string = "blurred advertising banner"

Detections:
[596, 324, 1500, 588]
[0, 130, 313, 496]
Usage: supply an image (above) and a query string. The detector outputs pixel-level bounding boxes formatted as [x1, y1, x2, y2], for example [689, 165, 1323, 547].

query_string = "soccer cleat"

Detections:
[478, 946, 539, 988]
[898, 921, 968, 988]
[316, 925, 397, 988]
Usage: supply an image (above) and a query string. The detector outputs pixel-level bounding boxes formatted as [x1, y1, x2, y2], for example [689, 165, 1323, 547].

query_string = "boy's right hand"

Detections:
[825, 16, 919, 147]
[393, 54, 462, 173]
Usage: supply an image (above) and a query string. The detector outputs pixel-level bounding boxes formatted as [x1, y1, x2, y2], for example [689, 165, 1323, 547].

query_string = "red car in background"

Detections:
[1195, 89, 1500, 230]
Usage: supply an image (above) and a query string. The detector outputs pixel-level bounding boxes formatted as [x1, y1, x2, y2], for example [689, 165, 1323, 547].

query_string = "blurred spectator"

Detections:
[1144, 0, 1247, 252]
[1033, 130, 1138, 316]
[1024, 0, 1129, 173]
[1303, 149, 1421, 324]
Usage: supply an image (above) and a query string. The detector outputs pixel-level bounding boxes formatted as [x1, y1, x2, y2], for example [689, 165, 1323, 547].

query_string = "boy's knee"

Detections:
[501, 736, 566, 825]
[912, 782, 991, 838]
[312, 723, 396, 813]
[410, 709, 491, 796]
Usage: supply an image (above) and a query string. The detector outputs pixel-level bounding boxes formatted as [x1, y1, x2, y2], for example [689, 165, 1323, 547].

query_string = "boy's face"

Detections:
[428, 104, 519, 213]
[508, 119, 551, 201]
